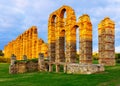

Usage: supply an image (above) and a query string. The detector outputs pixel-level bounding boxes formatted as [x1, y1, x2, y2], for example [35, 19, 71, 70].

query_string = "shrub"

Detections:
[0, 50, 4, 56]
[15, 58, 38, 64]
[116, 59, 120, 63]
[115, 53, 120, 63]
[92, 53, 99, 60]
[0, 57, 10, 63]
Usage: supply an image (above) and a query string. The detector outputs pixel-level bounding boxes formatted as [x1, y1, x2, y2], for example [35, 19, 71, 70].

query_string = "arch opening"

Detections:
[71, 25, 79, 63]
[48, 14, 57, 62]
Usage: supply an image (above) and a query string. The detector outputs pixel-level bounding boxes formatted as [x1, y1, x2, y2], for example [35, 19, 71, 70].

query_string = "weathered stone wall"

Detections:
[9, 58, 104, 74]
[98, 17, 115, 66]
[67, 64, 104, 74]
[78, 14, 92, 64]
[9, 53, 105, 74]
[9, 61, 38, 74]
[9, 53, 48, 74]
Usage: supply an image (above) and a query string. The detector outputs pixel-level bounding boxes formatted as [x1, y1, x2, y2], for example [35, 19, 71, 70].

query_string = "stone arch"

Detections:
[59, 5, 76, 19]
[48, 5, 77, 63]
[68, 25, 79, 62]
[58, 5, 76, 27]
[48, 13, 58, 62]
[57, 5, 76, 63]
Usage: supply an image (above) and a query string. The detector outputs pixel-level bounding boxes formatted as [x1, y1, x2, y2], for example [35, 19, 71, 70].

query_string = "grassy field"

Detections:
[0, 63, 120, 86]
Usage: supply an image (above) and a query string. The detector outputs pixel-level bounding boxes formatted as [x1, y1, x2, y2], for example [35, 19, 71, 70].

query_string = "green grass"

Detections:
[0, 63, 120, 86]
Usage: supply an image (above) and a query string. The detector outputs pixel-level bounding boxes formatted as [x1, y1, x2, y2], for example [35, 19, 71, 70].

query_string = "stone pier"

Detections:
[79, 14, 92, 64]
[98, 17, 115, 66]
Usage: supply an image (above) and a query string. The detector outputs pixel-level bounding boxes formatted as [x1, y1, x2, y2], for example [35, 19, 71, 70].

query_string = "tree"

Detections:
[0, 50, 4, 56]
[115, 53, 120, 63]
[92, 53, 98, 60]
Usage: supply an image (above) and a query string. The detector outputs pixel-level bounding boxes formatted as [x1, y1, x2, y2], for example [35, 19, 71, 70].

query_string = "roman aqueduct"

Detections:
[5, 5, 115, 74]
[48, 5, 115, 66]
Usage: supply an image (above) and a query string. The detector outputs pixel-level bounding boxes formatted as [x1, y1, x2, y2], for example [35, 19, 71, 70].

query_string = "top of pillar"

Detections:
[31, 26, 37, 31]
[31, 26, 37, 29]
[78, 14, 91, 23]
[99, 17, 115, 28]
[104, 17, 115, 25]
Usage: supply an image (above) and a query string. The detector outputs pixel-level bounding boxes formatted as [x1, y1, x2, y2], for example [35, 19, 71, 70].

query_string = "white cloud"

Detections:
[12, 0, 29, 9]
[115, 46, 120, 53]
[107, 0, 120, 3]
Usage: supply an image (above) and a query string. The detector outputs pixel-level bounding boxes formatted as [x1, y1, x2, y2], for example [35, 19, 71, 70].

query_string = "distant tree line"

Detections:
[115, 53, 120, 63]
[0, 50, 4, 56]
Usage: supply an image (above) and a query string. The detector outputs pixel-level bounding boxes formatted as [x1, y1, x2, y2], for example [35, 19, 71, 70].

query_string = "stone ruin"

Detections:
[4, 26, 48, 60]
[8, 5, 115, 74]
[9, 53, 104, 74]
[98, 18, 115, 66]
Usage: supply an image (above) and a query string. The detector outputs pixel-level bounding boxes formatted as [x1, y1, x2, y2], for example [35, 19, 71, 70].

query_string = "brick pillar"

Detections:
[66, 28, 76, 63]
[65, 18, 76, 63]
[13, 40, 16, 56]
[8, 41, 12, 58]
[29, 29, 32, 59]
[35, 39, 38, 58]
[28, 31, 30, 59]
[20, 35, 23, 60]
[9, 54, 17, 74]
[19, 36, 21, 60]
[14, 40, 17, 58]
[98, 17, 115, 66]
[9, 42, 13, 58]
[48, 18, 56, 62]
[56, 64, 60, 73]
[26, 31, 29, 58]
[22, 55, 27, 60]
[17, 37, 20, 60]
[32, 26, 38, 58]
[25, 32, 27, 57]
[37, 39, 44, 57]
[16, 38, 19, 60]
[79, 14, 92, 64]
[10, 54, 16, 65]
[38, 53, 46, 71]
[55, 19, 65, 63]
[23, 32, 27, 56]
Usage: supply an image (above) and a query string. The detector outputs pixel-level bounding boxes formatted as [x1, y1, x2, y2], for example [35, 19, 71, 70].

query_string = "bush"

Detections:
[0, 57, 10, 63]
[0, 50, 4, 56]
[15, 58, 38, 63]
[116, 59, 120, 63]
[92, 53, 99, 60]
[115, 53, 120, 63]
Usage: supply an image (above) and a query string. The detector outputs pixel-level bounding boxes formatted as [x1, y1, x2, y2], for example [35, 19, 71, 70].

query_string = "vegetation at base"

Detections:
[15, 58, 38, 63]
[92, 53, 120, 64]
[0, 50, 4, 56]
[0, 63, 120, 86]
[0, 57, 10, 63]
[115, 53, 120, 63]
[0, 50, 10, 63]
[92, 53, 99, 60]
[52, 65, 64, 72]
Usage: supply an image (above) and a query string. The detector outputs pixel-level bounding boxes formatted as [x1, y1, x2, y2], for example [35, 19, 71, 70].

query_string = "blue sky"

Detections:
[0, 0, 120, 52]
